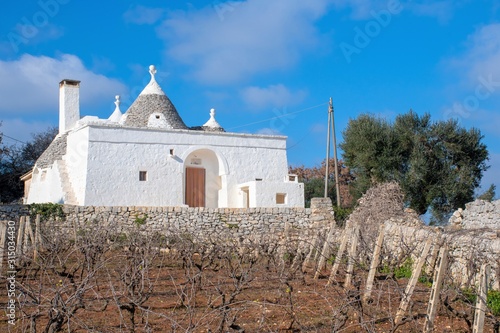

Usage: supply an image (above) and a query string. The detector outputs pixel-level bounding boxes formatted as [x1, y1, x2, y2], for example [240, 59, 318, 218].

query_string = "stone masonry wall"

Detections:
[449, 199, 500, 230]
[381, 219, 500, 287]
[0, 198, 335, 240]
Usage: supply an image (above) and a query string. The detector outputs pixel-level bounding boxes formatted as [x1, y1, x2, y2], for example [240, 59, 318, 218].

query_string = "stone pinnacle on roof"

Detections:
[203, 108, 223, 129]
[123, 65, 188, 129]
[140, 65, 166, 96]
[108, 95, 123, 123]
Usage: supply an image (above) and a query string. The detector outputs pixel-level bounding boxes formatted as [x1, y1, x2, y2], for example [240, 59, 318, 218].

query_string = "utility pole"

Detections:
[324, 101, 331, 199]
[324, 98, 341, 206]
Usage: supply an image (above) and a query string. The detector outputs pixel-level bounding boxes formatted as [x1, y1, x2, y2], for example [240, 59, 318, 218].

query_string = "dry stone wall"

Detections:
[381, 219, 500, 287]
[0, 198, 334, 241]
[449, 199, 500, 230]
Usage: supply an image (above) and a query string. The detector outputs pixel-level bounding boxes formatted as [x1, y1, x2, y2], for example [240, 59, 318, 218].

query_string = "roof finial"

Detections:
[108, 95, 123, 123]
[114, 95, 121, 110]
[203, 107, 224, 131]
[138, 64, 166, 96]
[149, 65, 157, 80]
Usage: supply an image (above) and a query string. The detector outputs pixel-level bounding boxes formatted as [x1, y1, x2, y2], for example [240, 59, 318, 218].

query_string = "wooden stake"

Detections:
[423, 246, 448, 333]
[395, 238, 432, 325]
[302, 233, 320, 273]
[25, 216, 35, 259]
[363, 224, 385, 303]
[23, 216, 30, 252]
[344, 224, 359, 289]
[35, 214, 42, 247]
[32, 214, 42, 261]
[426, 242, 440, 276]
[327, 227, 349, 286]
[472, 264, 488, 333]
[314, 222, 336, 279]
[15, 216, 26, 267]
[0, 221, 7, 270]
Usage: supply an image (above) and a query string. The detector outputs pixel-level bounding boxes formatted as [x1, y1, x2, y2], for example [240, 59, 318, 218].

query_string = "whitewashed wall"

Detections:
[41, 123, 305, 208]
[64, 127, 90, 205]
[27, 164, 64, 204]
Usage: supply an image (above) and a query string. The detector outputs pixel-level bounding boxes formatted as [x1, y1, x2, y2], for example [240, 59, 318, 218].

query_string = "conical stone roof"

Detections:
[123, 65, 188, 129]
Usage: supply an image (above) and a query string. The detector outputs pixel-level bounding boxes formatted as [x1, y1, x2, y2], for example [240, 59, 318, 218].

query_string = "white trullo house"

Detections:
[24, 66, 304, 208]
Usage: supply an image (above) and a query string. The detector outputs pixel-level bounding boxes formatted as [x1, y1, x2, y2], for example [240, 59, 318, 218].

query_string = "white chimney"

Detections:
[59, 79, 81, 134]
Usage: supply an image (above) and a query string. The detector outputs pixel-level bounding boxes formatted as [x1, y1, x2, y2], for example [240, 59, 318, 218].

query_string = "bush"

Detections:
[28, 203, 65, 221]
[460, 287, 477, 304]
[487, 290, 500, 316]
[333, 206, 353, 227]
[394, 258, 413, 279]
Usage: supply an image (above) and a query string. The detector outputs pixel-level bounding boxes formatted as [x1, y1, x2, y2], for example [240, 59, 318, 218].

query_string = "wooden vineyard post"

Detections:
[33, 214, 42, 261]
[302, 232, 320, 273]
[23, 216, 35, 259]
[363, 224, 385, 303]
[472, 264, 488, 333]
[423, 245, 448, 333]
[15, 216, 26, 266]
[23, 216, 29, 252]
[426, 239, 440, 276]
[0, 221, 7, 270]
[344, 224, 359, 289]
[394, 238, 433, 325]
[314, 222, 336, 280]
[327, 227, 349, 286]
[35, 214, 42, 244]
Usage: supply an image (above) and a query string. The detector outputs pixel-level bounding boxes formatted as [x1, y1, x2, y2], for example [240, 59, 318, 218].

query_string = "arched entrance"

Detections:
[183, 149, 222, 208]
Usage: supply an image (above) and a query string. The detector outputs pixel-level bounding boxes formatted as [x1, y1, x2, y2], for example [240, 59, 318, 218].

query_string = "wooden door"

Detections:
[185, 167, 205, 207]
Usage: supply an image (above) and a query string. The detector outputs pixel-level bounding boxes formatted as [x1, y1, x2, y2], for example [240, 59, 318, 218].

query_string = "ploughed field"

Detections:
[0, 229, 496, 332]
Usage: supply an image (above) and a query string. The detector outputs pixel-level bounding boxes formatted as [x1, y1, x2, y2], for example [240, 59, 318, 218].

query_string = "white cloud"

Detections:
[0, 54, 127, 115]
[240, 84, 307, 110]
[334, 0, 455, 21]
[158, 0, 331, 84]
[456, 23, 500, 84]
[407, 1, 454, 23]
[123, 5, 165, 25]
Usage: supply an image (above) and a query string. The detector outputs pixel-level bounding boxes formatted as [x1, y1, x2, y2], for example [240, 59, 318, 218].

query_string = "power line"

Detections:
[1, 134, 26, 144]
[227, 102, 328, 130]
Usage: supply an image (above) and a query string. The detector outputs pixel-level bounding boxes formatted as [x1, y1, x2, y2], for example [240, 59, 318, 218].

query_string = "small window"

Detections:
[169, 149, 174, 156]
[155, 115, 160, 119]
[276, 193, 286, 205]
[255, 178, 263, 181]
[288, 175, 297, 182]
[139, 171, 147, 181]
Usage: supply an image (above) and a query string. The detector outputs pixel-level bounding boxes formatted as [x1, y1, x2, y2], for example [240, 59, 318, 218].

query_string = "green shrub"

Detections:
[333, 206, 353, 227]
[418, 274, 433, 287]
[460, 287, 477, 304]
[28, 203, 65, 221]
[134, 213, 148, 227]
[487, 290, 500, 316]
[327, 254, 336, 266]
[394, 258, 413, 279]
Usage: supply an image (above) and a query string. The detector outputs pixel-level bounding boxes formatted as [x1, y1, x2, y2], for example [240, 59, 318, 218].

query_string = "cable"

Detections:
[1, 134, 26, 144]
[227, 102, 328, 130]
[287, 127, 315, 151]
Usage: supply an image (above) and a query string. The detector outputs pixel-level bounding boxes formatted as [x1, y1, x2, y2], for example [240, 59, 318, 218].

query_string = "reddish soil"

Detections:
[0, 248, 496, 332]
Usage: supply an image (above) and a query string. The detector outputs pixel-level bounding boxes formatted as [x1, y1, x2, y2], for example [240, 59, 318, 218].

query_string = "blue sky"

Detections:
[0, 0, 499, 195]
